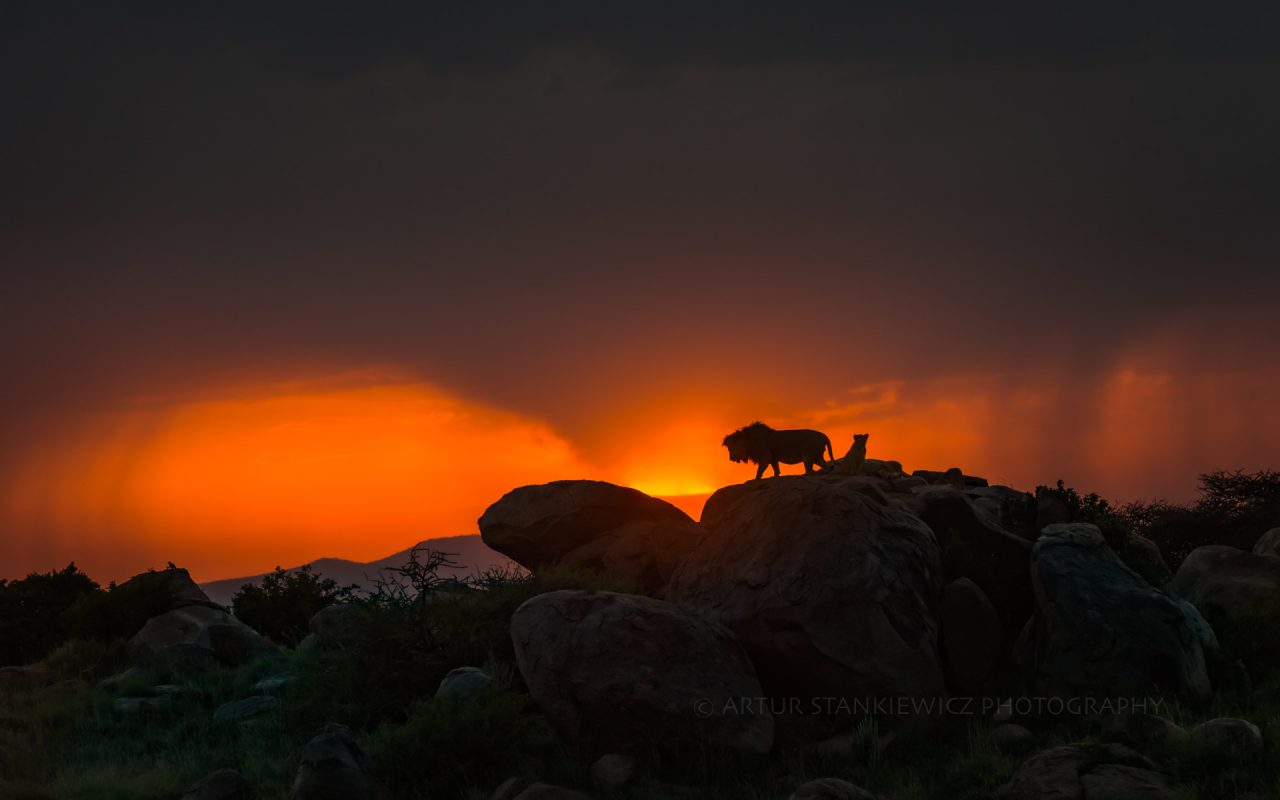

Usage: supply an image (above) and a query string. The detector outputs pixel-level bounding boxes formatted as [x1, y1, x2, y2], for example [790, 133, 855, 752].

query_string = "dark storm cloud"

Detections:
[2, 2, 1278, 457]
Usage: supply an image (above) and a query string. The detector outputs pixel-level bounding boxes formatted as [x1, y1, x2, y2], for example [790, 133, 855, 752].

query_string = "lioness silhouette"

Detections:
[722, 422, 834, 480]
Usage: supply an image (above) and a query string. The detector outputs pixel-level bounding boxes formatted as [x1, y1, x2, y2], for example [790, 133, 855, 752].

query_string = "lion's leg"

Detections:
[771, 461, 781, 477]
[755, 462, 766, 480]
[803, 459, 814, 474]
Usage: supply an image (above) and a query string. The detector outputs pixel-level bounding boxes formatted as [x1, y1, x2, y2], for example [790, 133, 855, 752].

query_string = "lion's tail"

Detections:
[824, 436, 834, 466]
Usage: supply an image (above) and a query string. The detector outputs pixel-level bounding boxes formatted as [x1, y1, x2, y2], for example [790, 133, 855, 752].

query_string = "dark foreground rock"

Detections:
[1029, 524, 1212, 700]
[511, 590, 772, 754]
[479, 480, 703, 592]
[908, 485, 1031, 645]
[667, 476, 945, 706]
[1171, 545, 1280, 630]
[1188, 717, 1264, 760]
[1000, 743, 1175, 800]
[939, 577, 1004, 696]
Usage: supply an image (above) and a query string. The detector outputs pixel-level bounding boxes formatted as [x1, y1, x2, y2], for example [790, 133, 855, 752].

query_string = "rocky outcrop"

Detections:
[1000, 743, 1175, 800]
[667, 476, 944, 706]
[117, 567, 224, 612]
[905, 485, 1032, 640]
[479, 480, 703, 592]
[913, 469, 989, 488]
[510, 590, 772, 755]
[939, 577, 1004, 696]
[1029, 524, 1211, 700]
[290, 724, 384, 800]
[131, 605, 279, 672]
[1112, 533, 1172, 586]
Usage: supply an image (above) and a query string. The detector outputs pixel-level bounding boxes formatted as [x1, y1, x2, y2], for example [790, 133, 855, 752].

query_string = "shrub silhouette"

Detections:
[232, 564, 357, 645]
[0, 563, 99, 666]
[1125, 469, 1280, 568]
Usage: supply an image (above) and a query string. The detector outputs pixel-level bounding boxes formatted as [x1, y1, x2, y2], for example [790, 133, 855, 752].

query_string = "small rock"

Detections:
[152, 683, 194, 696]
[435, 666, 493, 700]
[213, 695, 279, 724]
[1189, 717, 1264, 760]
[113, 696, 172, 714]
[590, 754, 634, 790]
[290, 724, 384, 800]
[254, 674, 297, 695]
[97, 667, 144, 691]
[788, 778, 880, 800]
[181, 768, 257, 800]
[992, 724, 1033, 750]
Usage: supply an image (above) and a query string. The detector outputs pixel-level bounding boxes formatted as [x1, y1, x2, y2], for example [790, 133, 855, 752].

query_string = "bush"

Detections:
[0, 563, 100, 666]
[365, 686, 573, 798]
[1124, 470, 1280, 568]
[232, 565, 357, 646]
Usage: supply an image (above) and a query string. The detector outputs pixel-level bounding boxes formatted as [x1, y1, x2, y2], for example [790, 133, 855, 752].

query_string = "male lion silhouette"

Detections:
[722, 422, 834, 480]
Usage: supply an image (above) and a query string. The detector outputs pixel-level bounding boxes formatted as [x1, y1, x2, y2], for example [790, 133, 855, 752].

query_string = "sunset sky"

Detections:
[4, 5, 1278, 583]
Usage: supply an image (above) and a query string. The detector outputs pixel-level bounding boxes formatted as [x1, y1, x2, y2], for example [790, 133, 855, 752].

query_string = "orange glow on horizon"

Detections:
[5, 361, 1280, 584]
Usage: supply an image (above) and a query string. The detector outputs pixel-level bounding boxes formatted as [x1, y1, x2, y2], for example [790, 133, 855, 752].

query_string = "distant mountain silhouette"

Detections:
[199, 535, 515, 606]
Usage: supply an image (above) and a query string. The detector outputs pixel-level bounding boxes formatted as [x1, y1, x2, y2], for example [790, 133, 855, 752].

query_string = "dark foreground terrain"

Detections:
[1, 468, 1278, 799]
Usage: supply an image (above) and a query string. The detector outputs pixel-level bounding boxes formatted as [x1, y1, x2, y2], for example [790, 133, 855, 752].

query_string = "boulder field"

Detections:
[479, 469, 1280, 753]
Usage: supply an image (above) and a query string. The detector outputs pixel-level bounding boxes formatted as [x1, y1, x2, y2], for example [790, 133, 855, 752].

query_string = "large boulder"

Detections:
[1000, 743, 1175, 800]
[1253, 527, 1280, 557]
[1170, 545, 1280, 627]
[1030, 524, 1211, 700]
[1111, 533, 1172, 586]
[1170, 545, 1280, 677]
[939, 577, 1004, 696]
[510, 590, 772, 755]
[667, 476, 944, 706]
[131, 605, 279, 671]
[1188, 717, 1264, 760]
[905, 485, 1033, 640]
[479, 480, 703, 592]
